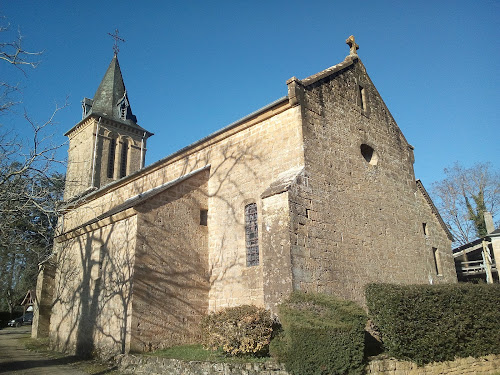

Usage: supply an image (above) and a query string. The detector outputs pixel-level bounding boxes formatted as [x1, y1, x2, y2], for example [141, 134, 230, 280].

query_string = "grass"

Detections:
[21, 336, 121, 374]
[147, 344, 271, 363]
[22, 337, 65, 359]
[23, 337, 269, 371]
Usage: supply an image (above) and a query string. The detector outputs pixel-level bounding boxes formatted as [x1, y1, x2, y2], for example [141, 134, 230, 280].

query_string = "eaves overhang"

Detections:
[64, 112, 153, 138]
[62, 96, 289, 209]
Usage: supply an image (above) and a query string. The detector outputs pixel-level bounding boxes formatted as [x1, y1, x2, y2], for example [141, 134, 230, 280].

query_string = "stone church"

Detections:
[32, 36, 457, 357]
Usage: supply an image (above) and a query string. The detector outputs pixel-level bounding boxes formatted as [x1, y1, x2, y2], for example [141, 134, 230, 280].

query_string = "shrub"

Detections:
[201, 305, 273, 356]
[366, 283, 500, 365]
[271, 291, 367, 375]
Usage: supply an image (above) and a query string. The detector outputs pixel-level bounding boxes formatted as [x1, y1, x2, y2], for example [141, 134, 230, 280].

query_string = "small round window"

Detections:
[360, 144, 378, 165]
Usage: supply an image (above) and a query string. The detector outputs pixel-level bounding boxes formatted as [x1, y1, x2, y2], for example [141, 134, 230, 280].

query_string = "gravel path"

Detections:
[0, 326, 88, 375]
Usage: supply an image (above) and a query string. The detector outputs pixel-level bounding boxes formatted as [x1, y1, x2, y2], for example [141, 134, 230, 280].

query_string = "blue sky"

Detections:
[1, 0, 498, 188]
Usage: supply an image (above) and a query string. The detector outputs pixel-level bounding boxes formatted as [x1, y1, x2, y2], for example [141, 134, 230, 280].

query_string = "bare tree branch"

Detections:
[0, 17, 65, 314]
[0, 27, 42, 72]
[432, 162, 500, 247]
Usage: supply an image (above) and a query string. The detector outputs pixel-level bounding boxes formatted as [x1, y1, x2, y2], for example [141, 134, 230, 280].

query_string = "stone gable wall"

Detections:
[292, 59, 456, 305]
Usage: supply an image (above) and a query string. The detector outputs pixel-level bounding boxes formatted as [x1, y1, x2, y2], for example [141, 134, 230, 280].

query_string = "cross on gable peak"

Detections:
[346, 35, 359, 56]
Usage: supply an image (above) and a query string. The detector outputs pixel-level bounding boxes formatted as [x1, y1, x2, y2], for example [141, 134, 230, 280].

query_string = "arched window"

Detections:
[433, 247, 443, 276]
[245, 203, 259, 266]
[360, 144, 378, 165]
[107, 138, 116, 178]
[120, 140, 128, 178]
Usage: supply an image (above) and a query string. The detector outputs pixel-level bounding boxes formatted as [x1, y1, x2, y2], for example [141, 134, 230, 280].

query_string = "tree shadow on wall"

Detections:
[51, 140, 268, 356]
[131, 141, 265, 351]
[52, 218, 136, 358]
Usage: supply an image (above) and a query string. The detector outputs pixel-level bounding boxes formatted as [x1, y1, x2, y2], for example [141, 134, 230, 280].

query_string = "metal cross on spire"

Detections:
[346, 35, 359, 56]
[108, 29, 125, 56]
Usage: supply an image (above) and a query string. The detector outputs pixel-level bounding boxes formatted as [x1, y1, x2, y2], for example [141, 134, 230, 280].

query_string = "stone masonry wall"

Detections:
[116, 355, 288, 375]
[261, 191, 294, 312]
[64, 115, 148, 200]
[366, 355, 500, 375]
[131, 170, 210, 352]
[32, 262, 55, 339]
[116, 354, 500, 375]
[94, 118, 146, 189]
[416, 187, 456, 283]
[49, 215, 137, 357]
[292, 57, 456, 305]
[64, 117, 95, 200]
[61, 101, 305, 314]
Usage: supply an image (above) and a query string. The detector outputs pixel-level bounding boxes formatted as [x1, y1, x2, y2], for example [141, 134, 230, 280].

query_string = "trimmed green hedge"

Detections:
[271, 292, 367, 375]
[366, 283, 500, 365]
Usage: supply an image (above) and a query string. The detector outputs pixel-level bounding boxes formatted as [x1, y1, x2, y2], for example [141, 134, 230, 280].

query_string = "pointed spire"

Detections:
[90, 55, 137, 124]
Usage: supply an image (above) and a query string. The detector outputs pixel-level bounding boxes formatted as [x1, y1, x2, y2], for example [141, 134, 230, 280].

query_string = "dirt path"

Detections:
[0, 326, 89, 375]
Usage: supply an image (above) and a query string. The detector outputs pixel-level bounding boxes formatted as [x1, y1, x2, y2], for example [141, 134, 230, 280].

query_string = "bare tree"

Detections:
[0, 17, 66, 313]
[0, 21, 42, 113]
[432, 162, 500, 247]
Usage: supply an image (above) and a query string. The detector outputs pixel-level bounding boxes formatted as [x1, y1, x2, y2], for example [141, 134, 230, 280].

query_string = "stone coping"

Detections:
[116, 353, 500, 375]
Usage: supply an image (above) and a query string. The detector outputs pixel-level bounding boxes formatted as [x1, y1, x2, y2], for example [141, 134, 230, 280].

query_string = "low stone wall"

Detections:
[366, 354, 500, 375]
[115, 354, 288, 375]
[116, 354, 500, 375]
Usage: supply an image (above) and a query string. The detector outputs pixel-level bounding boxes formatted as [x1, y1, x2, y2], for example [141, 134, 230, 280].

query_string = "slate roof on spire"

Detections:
[91, 55, 138, 125]
[66, 55, 153, 137]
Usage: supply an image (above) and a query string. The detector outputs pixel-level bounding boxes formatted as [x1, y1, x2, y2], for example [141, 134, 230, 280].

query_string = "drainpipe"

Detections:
[91, 117, 101, 188]
[140, 131, 146, 169]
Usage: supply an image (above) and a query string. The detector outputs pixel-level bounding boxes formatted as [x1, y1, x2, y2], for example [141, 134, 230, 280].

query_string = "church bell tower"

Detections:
[64, 42, 153, 201]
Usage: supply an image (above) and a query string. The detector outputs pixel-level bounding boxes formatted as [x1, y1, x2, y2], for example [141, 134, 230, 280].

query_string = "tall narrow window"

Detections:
[120, 140, 128, 178]
[107, 138, 116, 178]
[200, 209, 208, 226]
[359, 85, 365, 110]
[245, 203, 259, 266]
[432, 247, 442, 276]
